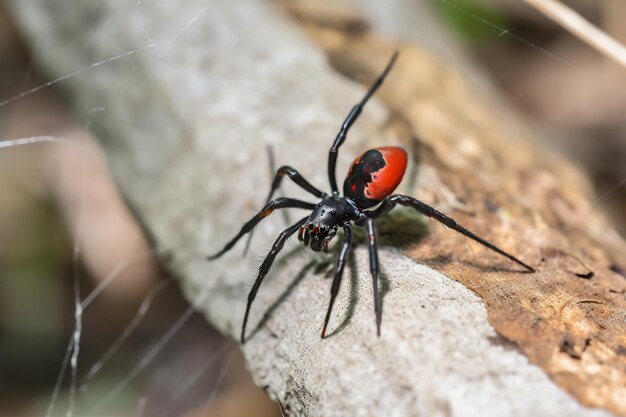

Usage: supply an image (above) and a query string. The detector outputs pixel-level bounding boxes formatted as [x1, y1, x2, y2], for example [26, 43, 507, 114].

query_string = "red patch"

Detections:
[363, 147, 407, 201]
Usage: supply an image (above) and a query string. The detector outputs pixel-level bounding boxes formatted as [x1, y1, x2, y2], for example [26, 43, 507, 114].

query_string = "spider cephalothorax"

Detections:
[300, 196, 362, 252]
[207, 52, 534, 343]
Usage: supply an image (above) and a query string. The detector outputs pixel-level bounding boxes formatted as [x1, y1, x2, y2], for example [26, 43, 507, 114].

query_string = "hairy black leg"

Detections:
[327, 51, 398, 195]
[267, 166, 326, 201]
[241, 216, 309, 343]
[321, 223, 352, 338]
[243, 164, 325, 256]
[207, 198, 315, 260]
[366, 218, 382, 336]
[368, 195, 535, 272]
[266, 146, 292, 228]
[244, 146, 287, 257]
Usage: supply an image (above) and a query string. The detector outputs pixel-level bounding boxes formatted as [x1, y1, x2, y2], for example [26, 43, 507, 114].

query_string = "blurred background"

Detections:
[0, 0, 624, 416]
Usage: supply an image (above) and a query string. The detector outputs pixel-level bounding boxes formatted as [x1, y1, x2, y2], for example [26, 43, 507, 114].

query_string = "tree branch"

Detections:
[8, 0, 625, 415]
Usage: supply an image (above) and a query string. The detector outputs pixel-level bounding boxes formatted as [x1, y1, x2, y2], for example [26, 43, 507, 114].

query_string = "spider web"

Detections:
[0, 1, 623, 416]
[0, 3, 241, 416]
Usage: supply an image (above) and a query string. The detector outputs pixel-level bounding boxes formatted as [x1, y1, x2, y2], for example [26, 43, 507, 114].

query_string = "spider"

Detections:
[207, 52, 535, 344]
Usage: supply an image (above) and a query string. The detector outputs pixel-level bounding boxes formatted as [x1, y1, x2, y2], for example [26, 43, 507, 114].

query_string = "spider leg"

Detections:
[367, 195, 535, 272]
[207, 198, 314, 261]
[327, 51, 398, 195]
[243, 164, 325, 256]
[266, 146, 292, 227]
[267, 165, 326, 200]
[241, 216, 309, 343]
[366, 218, 383, 336]
[321, 223, 352, 338]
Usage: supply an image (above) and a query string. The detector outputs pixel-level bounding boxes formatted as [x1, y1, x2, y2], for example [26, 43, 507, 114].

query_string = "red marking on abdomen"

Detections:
[364, 147, 407, 201]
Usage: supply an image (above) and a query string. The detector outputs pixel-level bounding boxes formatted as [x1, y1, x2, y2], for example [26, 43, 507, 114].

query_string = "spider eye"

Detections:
[330, 210, 336, 216]
[317, 203, 322, 207]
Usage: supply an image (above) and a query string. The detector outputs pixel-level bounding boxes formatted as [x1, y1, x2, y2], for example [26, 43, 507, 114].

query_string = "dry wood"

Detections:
[523, 0, 626, 68]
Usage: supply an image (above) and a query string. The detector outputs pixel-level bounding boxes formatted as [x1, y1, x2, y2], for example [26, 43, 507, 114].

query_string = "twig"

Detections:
[523, 0, 626, 68]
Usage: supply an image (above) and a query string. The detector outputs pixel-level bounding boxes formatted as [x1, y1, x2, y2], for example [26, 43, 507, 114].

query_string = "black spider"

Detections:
[207, 52, 535, 343]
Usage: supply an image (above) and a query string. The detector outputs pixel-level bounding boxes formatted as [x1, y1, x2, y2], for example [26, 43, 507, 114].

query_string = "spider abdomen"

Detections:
[343, 146, 408, 208]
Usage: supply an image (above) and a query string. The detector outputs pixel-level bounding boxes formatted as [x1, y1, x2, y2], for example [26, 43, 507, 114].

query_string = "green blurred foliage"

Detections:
[430, 0, 509, 41]
[0, 198, 70, 390]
